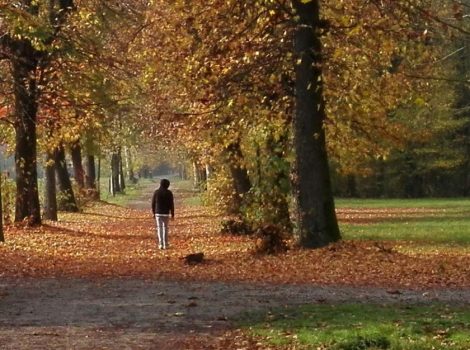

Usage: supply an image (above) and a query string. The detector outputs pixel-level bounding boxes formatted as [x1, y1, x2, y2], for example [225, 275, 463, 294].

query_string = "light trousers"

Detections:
[155, 215, 170, 248]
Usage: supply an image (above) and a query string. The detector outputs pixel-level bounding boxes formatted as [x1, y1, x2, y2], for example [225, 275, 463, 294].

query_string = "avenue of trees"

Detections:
[0, 0, 469, 246]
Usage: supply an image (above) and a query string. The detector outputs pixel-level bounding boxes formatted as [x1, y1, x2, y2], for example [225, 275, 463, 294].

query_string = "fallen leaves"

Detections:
[0, 201, 468, 289]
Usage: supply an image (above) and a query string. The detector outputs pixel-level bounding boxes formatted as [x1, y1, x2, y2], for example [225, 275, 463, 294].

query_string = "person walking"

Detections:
[151, 179, 175, 249]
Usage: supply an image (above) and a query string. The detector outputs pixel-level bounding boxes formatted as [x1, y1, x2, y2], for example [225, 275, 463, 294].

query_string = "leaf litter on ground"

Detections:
[0, 201, 468, 289]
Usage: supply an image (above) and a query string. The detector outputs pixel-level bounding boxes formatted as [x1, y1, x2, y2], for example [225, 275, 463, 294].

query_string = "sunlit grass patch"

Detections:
[335, 198, 470, 209]
[238, 303, 470, 349]
[336, 198, 470, 246]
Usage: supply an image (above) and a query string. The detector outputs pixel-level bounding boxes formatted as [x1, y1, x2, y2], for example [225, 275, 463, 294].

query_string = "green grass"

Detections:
[336, 198, 470, 245]
[239, 303, 470, 349]
[335, 198, 470, 209]
[341, 220, 470, 245]
[98, 177, 157, 206]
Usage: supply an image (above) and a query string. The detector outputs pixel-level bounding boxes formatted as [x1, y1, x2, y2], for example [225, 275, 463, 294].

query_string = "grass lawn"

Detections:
[235, 198, 470, 349]
[239, 303, 470, 350]
[336, 198, 470, 246]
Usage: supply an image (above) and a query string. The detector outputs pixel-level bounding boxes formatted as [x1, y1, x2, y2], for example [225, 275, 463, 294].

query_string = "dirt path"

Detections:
[1, 277, 469, 349]
[1, 180, 469, 349]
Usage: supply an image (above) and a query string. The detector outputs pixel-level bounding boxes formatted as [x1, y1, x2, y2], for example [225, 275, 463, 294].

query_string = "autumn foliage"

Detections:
[0, 191, 468, 289]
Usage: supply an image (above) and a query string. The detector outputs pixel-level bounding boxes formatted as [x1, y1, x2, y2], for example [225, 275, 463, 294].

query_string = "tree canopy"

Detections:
[0, 0, 469, 246]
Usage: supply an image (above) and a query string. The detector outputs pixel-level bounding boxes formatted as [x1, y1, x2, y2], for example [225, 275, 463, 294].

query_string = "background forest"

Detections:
[0, 0, 469, 244]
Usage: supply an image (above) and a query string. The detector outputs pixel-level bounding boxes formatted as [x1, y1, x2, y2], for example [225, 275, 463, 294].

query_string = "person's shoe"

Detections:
[158, 245, 163, 249]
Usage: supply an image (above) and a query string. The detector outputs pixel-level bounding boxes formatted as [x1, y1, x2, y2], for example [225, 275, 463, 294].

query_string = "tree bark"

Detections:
[54, 145, 79, 212]
[226, 141, 252, 214]
[346, 174, 358, 198]
[226, 141, 252, 196]
[455, 36, 470, 196]
[291, 0, 340, 247]
[118, 149, 125, 191]
[192, 161, 201, 189]
[70, 141, 85, 190]
[43, 152, 58, 221]
[124, 146, 137, 183]
[85, 155, 97, 189]
[110, 152, 121, 194]
[266, 133, 292, 231]
[12, 51, 41, 225]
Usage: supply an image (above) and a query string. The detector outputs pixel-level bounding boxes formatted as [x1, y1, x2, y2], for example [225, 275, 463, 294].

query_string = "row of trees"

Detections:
[1, 0, 469, 246]
[149, 0, 469, 241]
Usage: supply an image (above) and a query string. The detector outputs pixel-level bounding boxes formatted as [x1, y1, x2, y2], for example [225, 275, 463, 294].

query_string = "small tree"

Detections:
[43, 152, 58, 221]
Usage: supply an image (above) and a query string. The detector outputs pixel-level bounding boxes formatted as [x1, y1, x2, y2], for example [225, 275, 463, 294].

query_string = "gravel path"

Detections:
[0, 278, 469, 349]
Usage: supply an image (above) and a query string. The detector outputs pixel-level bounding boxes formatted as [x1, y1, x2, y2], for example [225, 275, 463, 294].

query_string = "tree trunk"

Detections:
[346, 174, 358, 198]
[55, 145, 79, 212]
[97, 157, 101, 194]
[110, 152, 121, 194]
[192, 161, 201, 189]
[70, 141, 85, 190]
[124, 146, 137, 183]
[0, 173, 4, 242]
[43, 151, 58, 221]
[118, 149, 125, 191]
[85, 155, 97, 189]
[226, 142, 252, 196]
[455, 37, 470, 196]
[226, 141, 252, 214]
[12, 53, 41, 225]
[291, 0, 340, 247]
[266, 133, 292, 231]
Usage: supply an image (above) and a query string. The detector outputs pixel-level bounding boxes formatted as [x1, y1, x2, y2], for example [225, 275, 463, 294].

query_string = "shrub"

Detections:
[220, 218, 253, 235]
[254, 224, 288, 255]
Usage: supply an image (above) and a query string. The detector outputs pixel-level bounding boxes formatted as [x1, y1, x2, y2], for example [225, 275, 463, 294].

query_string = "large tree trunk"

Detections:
[70, 140, 85, 190]
[55, 145, 79, 212]
[43, 151, 58, 221]
[12, 52, 41, 225]
[455, 36, 470, 196]
[291, 0, 340, 247]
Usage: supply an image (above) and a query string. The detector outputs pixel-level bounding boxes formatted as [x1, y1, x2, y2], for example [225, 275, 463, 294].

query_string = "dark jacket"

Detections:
[151, 187, 174, 217]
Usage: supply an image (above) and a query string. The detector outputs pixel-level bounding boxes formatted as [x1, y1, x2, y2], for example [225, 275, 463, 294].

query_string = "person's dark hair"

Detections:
[160, 179, 170, 189]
